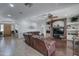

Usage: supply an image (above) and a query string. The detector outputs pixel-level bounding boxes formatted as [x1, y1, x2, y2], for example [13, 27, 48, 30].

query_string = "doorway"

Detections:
[4, 24, 11, 37]
[0, 23, 18, 38]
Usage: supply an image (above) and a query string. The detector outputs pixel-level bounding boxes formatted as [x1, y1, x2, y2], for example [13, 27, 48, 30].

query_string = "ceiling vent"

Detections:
[19, 12, 23, 14]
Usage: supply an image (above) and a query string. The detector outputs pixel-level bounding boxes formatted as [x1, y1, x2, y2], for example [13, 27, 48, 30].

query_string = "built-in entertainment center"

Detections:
[47, 18, 66, 39]
[46, 16, 67, 48]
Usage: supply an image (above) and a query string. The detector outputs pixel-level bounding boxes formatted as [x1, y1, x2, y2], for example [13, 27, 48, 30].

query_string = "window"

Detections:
[0, 24, 4, 31]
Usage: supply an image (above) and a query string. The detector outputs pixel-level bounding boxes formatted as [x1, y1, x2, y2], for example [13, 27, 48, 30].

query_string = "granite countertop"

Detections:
[24, 32, 55, 43]
[32, 35, 44, 40]
[32, 35, 54, 41]
[23, 33, 32, 35]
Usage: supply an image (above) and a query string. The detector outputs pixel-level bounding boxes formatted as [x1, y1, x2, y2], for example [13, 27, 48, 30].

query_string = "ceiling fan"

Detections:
[24, 3, 33, 7]
[18, 3, 33, 15]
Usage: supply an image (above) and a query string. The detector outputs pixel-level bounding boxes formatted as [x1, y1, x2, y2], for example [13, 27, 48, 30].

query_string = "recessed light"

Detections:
[9, 3, 14, 7]
[8, 14, 12, 17]
[32, 23, 37, 27]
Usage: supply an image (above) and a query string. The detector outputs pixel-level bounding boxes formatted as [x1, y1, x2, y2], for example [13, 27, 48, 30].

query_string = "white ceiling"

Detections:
[0, 3, 78, 20]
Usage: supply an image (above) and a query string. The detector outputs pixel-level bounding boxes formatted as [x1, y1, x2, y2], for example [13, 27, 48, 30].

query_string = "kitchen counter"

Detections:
[23, 33, 56, 56]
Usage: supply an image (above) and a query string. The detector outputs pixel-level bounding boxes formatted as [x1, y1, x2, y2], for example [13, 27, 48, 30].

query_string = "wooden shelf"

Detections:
[67, 22, 79, 25]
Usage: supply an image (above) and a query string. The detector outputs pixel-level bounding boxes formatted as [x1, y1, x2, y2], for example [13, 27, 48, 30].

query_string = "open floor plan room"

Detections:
[0, 37, 73, 56]
[0, 3, 79, 56]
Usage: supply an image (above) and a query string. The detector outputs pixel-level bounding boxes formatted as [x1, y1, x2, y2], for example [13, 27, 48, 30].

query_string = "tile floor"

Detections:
[0, 37, 74, 56]
[0, 37, 43, 56]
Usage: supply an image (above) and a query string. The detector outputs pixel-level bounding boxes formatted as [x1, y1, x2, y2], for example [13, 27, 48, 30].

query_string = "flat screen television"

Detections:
[53, 27, 64, 39]
[71, 17, 78, 22]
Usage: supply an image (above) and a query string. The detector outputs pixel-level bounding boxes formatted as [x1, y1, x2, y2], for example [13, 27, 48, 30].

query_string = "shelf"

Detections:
[67, 29, 79, 31]
[67, 22, 79, 25]
[73, 37, 79, 56]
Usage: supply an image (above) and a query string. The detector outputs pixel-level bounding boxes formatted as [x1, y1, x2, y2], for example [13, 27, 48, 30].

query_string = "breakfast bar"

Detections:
[23, 32, 56, 56]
